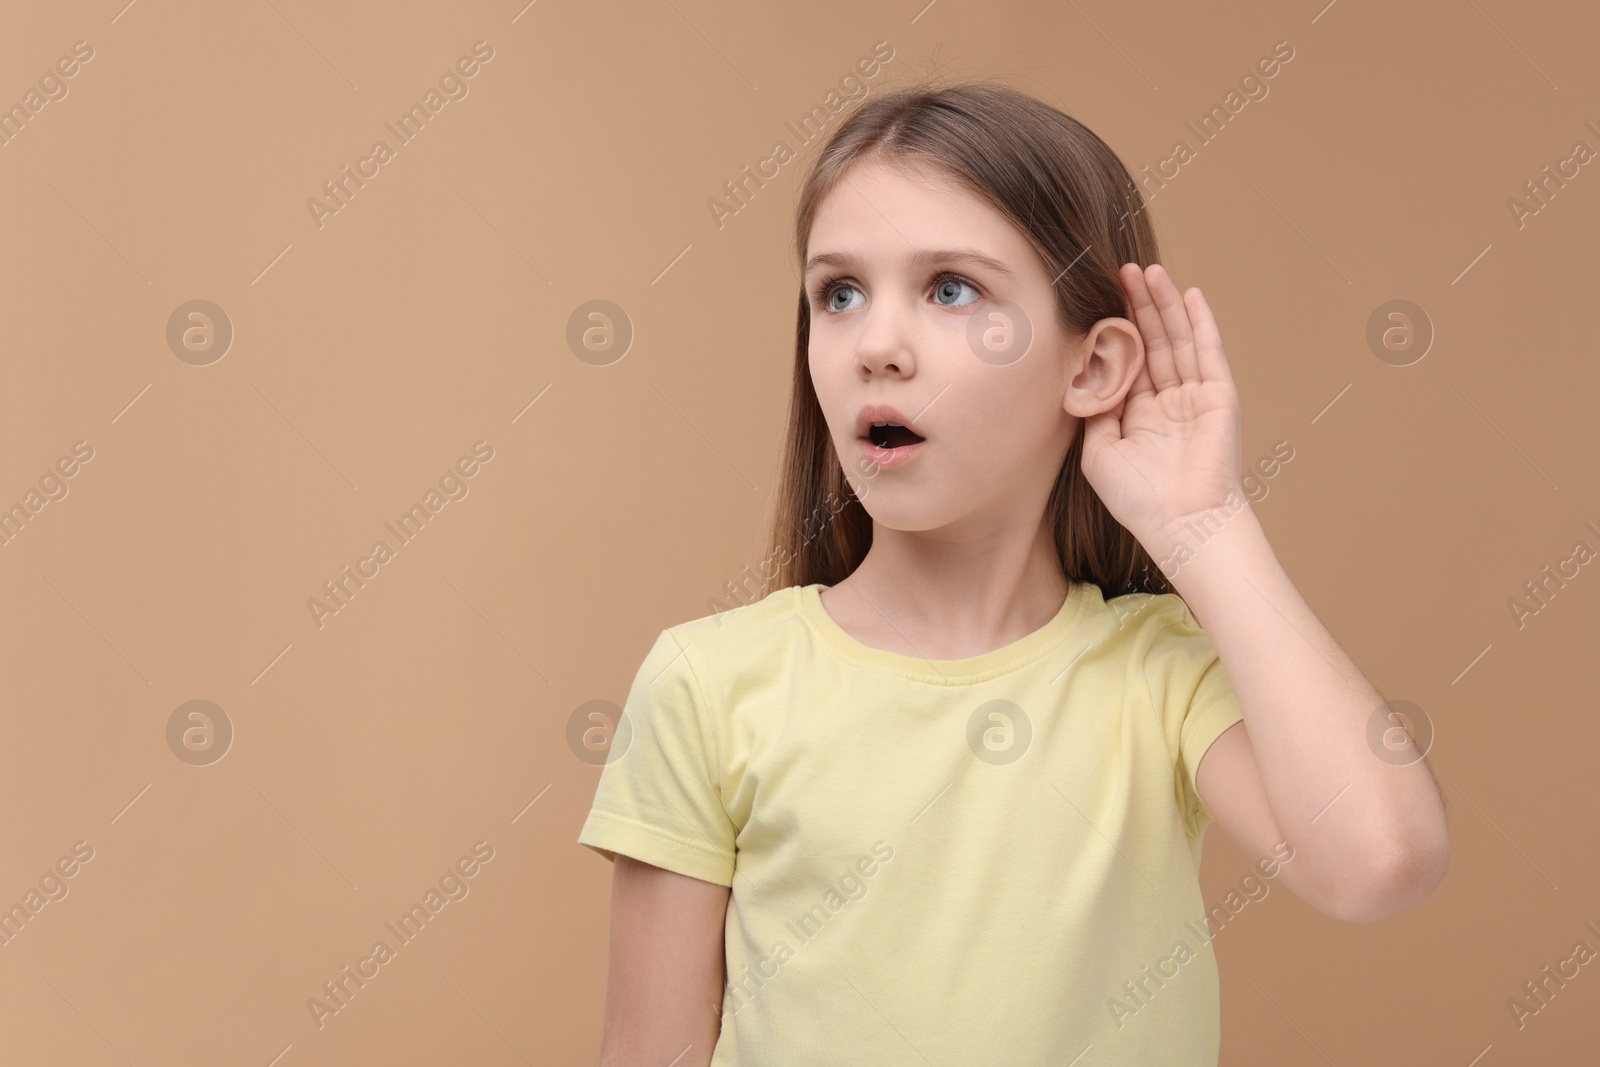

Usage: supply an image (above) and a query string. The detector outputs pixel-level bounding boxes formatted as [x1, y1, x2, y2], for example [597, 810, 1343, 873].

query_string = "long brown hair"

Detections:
[761, 78, 1169, 601]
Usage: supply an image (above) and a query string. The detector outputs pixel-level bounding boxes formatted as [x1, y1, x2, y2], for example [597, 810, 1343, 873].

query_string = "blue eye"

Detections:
[824, 282, 864, 312]
[932, 273, 980, 307]
[811, 271, 985, 314]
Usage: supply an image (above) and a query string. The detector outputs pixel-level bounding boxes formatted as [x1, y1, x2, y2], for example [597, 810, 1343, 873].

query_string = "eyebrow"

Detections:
[803, 248, 1016, 279]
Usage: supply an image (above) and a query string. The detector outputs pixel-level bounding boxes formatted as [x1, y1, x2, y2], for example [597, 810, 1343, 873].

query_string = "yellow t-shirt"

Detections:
[578, 580, 1246, 1065]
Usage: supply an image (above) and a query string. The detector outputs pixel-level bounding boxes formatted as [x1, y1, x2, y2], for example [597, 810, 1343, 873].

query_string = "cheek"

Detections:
[806, 346, 851, 439]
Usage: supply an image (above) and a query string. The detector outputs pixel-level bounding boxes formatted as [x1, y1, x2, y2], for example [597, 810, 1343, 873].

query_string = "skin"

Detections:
[598, 856, 728, 1066]
[599, 155, 1453, 1059]
[802, 158, 1451, 923]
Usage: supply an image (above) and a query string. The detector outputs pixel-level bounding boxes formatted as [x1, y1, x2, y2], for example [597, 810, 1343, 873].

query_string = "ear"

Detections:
[1062, 317, 1143, 419]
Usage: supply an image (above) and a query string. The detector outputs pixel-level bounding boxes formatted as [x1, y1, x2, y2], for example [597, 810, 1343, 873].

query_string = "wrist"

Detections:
[1146, 495, 1265, 595]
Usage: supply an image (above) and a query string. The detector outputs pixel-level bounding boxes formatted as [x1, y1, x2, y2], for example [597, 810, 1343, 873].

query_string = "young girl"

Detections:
[579, 80, 1450, 1065]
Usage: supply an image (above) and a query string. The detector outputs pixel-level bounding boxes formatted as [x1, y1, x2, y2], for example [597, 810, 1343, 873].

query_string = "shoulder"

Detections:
[651, 583, 810, 678]
[1087, 588, 1223, 702]
[1088, 588, 1206, 654]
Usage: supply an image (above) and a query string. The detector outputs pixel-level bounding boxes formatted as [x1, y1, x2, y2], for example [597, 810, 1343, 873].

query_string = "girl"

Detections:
[579, 80, 1450, 1066]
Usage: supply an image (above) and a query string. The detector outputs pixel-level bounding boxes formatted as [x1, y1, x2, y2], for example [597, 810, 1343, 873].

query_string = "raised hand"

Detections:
[1078, 263, 1246, 552]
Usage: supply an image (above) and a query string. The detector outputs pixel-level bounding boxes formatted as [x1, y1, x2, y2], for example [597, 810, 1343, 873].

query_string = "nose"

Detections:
[854, 297, 917, 378]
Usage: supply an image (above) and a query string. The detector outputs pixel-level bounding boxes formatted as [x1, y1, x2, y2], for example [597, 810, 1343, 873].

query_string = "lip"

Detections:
[854, 403, 927, 441]
[857, 437, 925, 469]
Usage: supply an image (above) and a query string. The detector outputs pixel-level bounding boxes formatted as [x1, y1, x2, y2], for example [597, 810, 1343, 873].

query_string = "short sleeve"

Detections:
[1139, 597, 1246, 842]
[577, 628, 737, 886]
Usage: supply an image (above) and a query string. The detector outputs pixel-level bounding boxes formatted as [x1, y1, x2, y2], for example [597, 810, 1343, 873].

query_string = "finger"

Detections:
[1185, 288, 1235, 388]
[1146, 265, 1200, 383]
[1121, 263, 1180, 392]
[1125, 347, 1155, 403]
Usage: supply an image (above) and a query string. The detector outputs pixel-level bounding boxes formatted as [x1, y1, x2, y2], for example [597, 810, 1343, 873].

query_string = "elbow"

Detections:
[1328, 834, 1452, 925]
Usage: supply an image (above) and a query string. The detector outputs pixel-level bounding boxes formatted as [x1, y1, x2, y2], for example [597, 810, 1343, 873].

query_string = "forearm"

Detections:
[1159, 503, 1450, 909]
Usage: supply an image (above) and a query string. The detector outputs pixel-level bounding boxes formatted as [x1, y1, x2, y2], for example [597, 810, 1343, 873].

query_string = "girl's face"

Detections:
[805, 159, 1094, 534]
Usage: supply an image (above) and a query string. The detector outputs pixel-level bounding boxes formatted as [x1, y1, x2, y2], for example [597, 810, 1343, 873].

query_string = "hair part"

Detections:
[760, 78, 1171, 603]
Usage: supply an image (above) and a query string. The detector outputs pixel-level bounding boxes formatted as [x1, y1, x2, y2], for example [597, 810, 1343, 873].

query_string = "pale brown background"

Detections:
[1, 0, 1596, 1063]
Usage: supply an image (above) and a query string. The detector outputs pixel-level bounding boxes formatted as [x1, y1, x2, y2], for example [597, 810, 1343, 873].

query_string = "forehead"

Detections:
[805, 159, 1038, 276]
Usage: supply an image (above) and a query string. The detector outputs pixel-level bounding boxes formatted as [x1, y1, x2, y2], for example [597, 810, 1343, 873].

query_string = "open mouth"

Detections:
[864, 422, 927, 449]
